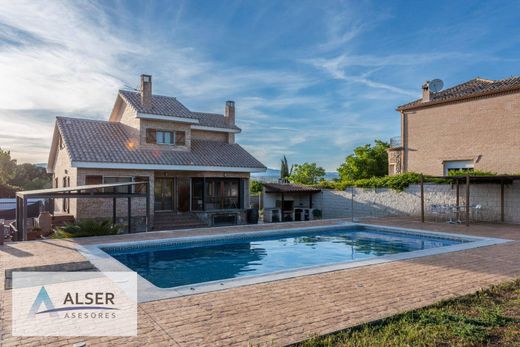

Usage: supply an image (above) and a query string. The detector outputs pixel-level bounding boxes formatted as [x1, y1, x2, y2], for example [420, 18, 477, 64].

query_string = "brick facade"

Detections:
[390, 89, 520, 175]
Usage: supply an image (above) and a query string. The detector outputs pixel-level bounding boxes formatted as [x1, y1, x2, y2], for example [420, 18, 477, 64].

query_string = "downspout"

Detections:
[401, 111, 407, 173]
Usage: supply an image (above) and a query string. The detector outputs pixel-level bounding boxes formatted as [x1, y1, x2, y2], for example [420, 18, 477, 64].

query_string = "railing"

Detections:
[389, 136, 402, 148]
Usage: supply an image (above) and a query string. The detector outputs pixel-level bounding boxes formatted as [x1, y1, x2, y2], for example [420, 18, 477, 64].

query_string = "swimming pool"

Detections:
[103, 226, 465, 288]
[79, 223, 508, 301]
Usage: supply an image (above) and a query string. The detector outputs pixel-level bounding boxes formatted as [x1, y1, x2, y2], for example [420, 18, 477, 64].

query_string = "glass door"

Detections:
[154, 178, 174, 211]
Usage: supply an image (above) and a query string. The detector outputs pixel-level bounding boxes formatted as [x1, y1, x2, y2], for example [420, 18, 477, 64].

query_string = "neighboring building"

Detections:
[47, 74, 266, 230]
[388, 76, 520, 176]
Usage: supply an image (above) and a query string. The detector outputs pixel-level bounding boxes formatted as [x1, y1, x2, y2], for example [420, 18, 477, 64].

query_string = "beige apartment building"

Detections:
[47, 75, 265, 230]
[388, 76, 520, 176]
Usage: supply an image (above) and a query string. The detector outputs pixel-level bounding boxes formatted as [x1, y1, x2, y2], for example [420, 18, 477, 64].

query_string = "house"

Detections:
[47, 74, 266, 230]
[388, 76, 520, 176]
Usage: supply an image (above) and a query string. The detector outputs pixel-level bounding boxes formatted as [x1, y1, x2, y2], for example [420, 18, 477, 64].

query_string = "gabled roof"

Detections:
[397, 76, 520, 111]
[118, 90, 240, 131]
[52, 117, 265, 172]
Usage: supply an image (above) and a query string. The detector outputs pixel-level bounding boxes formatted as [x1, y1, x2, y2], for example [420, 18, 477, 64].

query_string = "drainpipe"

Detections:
[401, 111, 407, 173]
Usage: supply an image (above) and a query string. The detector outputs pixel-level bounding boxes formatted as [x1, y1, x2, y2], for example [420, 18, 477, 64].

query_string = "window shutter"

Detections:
[85, 175, 103, 185]
[146, 128, 157, 143]
[175, 131, 186, 146]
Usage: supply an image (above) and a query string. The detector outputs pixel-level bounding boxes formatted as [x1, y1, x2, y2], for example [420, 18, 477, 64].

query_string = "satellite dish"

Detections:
[429, 79, 444, 93]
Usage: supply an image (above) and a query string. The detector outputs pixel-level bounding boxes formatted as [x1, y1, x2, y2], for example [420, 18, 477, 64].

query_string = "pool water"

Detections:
[103, 227, 466, 288]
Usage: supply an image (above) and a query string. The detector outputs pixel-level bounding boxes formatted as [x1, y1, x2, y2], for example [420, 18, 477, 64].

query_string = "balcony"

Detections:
[389, 136, 402, 148]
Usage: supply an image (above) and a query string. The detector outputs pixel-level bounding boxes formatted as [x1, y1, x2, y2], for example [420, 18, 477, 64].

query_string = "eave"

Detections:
[396, 85, 520, 112]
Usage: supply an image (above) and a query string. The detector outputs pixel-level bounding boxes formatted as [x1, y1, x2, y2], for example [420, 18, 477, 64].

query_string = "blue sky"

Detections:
[0, 0, 519, 170]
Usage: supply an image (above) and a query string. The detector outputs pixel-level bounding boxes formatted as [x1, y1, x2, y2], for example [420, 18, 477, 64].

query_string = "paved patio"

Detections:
[1, 218, 520, 346]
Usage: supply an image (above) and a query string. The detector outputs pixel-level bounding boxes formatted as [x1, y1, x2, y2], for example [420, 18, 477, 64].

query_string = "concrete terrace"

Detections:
[1, 218, 520, 346]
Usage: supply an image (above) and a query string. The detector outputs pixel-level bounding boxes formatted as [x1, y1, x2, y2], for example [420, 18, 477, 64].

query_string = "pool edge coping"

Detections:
[77, 222, 512, 303]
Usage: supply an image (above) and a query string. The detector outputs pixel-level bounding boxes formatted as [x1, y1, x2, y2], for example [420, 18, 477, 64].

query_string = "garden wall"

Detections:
[314, 181, 520, 224]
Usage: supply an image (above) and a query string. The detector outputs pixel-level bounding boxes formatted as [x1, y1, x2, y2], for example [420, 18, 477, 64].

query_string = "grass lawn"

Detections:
[299, 278, 520, 347]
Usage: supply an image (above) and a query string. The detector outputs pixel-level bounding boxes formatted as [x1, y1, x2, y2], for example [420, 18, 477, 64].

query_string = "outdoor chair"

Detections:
[471, 204, 483, 222]
[431, 204, 449, 223]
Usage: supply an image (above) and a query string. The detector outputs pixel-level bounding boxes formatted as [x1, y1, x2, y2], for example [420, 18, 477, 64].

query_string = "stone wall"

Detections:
[314, 181, 520, 223]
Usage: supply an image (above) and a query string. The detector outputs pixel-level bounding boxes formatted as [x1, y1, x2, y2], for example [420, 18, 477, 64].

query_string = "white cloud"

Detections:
[0, 1, 318, 165]
[0, 1, 137, 114]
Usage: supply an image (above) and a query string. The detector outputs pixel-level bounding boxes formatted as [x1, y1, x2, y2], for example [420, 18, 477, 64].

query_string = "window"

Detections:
[192, 178, 241, 210]
[62, 177, 70, 213]
[103, 177, 133, 193]
[444, 160, 474, 175]
[146, 128, 186, 146]
[157, 130, 173, 144]
[192, 179, 204, 211]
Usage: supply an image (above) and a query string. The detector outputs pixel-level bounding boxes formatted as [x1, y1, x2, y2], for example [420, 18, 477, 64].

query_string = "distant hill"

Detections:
[252, 168, 339, 183]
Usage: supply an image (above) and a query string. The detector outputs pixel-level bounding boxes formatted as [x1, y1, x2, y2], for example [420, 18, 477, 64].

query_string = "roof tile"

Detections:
[119, 90, 240, 130]
[397, 76, 520, 110]
[56, 117, 265, 169]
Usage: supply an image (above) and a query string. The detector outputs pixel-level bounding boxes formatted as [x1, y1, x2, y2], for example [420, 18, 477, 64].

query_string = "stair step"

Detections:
[152, 212, 207, 231]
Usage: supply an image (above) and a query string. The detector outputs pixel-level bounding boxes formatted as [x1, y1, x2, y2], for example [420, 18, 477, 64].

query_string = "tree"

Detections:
[10, 163, 51, 190]
[0, 148, 17, 185]
[280, 155, 293, 179]
[249, 180, 263, 194]
[338, 140, 389, 180]
[0, 147, 51, 196]
[289, 162, 326, 185]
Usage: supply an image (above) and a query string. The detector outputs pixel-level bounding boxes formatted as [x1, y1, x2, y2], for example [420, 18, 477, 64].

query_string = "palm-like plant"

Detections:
[280, 155, 293, 180]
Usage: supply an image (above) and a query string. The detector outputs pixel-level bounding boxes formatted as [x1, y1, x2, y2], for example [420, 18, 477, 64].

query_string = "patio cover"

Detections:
[419, 174, 520, 226]
[14, 181, 150, 241]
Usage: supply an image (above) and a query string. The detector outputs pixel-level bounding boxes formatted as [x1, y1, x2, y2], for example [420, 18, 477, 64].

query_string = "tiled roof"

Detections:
[118, 90, 240, 130]
[119, 90, 193, 117]
[56, 117, 265, 169]
[263, 183, 321, 193]
[397, 76, 520, 110]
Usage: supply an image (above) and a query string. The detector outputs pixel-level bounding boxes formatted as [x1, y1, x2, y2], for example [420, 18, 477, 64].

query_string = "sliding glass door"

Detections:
[154, 178, 174, 211]
[192, 178, 241, 211]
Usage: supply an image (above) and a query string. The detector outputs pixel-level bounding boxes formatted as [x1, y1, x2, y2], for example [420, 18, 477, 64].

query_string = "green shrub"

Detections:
[447, 169, 496, 176]
[249, 180, 264, 194]
[317, 173, 448, 192]
[52, 219, 121, 239]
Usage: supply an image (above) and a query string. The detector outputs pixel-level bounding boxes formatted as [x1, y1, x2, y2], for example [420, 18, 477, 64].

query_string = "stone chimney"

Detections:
[225, 100, 235, 126]
[140, 74, 152, 109]
[422, 81, 431, 102]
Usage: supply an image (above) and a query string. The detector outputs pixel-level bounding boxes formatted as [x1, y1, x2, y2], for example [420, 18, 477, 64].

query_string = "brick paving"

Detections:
[1, 218, 520, 346]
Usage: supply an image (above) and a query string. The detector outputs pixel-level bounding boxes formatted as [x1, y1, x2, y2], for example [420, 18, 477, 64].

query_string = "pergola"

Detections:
[419, 174, 520, 226]
[263, 183, 321, 209]
[15, 181, 150, 241]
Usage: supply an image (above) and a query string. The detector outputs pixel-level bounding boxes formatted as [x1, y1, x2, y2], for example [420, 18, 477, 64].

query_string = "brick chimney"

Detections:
[422, 81, 431, 102]
[225, 100, 235, 126]
[140, 74, 152, 109]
